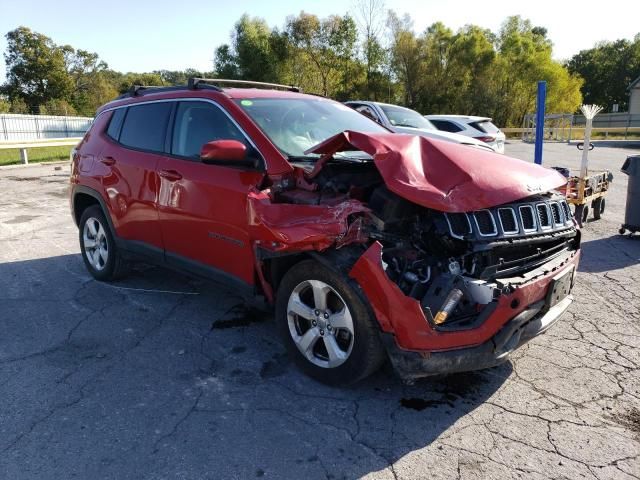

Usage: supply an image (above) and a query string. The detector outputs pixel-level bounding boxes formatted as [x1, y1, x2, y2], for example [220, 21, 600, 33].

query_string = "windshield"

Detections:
[235, 98, 388, 158]
[379, 104, 435, 130]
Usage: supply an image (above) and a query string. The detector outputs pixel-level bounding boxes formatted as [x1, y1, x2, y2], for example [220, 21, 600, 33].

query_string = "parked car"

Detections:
[70, 79, 580, 385]
[425, 115, 506, 153]
[344, 101, 497, 152]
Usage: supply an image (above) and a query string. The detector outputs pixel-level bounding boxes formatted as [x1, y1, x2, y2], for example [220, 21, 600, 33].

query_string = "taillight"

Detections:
[475, 135, 496, 143]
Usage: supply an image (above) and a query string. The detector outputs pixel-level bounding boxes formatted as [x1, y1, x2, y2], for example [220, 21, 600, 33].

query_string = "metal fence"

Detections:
[521, 112, 640, 142]
[0, 114, 93, 141]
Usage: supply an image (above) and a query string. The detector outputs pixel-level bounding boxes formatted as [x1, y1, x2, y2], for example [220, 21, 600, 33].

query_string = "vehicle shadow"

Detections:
[0, 253, 512, 479]
[578, 234, 640, 273]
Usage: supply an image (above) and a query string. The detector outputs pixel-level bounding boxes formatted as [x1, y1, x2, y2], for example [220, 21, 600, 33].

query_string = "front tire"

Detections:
[276, 260, 386, 385]
[79, 205, 127, 281]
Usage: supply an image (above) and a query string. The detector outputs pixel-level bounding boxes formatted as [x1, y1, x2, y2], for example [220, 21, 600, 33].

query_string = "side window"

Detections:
[355, 105, 380, 123]
[171, 101, 247, 159]
[119, 103, 172, 153]
[106, 108, 125, 141]
[431, 120, 463, 133]
[107, 108, 127, 142]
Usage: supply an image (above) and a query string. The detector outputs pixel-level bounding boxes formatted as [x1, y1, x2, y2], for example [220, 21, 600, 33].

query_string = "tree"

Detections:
[354, 0, 387, 99]
[285, 12, 359, 96]
[3, 27, 73, 112]
[568, 38, 640, 111]
[213, 15, 284, 82]
[387, 11, 422, 107]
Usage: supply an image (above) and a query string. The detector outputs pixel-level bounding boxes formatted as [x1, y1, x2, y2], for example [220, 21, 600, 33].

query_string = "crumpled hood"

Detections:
[306, 131, 566, 213]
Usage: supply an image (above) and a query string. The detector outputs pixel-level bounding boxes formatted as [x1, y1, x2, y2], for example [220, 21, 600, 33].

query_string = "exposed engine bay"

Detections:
[266, 157, 580, 331]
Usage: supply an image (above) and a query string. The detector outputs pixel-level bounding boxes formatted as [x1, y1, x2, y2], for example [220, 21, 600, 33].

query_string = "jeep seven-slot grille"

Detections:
[445, 198, 573, 240]
[537, 204, 551, 228]
[519, 205, 536, 231]
[561, 201, 571, 222]
[447, 213, 472, 237]
[475, 210, 497, 236]
[550, 202, 563, 224]
[498, 208, 518, 233]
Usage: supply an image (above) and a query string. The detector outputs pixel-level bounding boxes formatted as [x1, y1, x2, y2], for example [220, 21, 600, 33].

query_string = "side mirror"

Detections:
[200, 139, 247, 163]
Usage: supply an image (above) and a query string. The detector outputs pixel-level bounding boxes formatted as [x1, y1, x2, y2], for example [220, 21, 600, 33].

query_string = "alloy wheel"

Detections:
[82, 217, 109, 271]
[286, 279, 355, 368]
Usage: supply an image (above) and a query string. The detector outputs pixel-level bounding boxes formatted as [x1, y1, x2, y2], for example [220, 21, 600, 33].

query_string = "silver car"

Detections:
[344, 101, 497, 152]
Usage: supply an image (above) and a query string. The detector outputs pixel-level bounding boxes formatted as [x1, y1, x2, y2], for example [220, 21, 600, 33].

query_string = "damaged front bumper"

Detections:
[381, 295, 572, 381]
[349, 241, 580, 381]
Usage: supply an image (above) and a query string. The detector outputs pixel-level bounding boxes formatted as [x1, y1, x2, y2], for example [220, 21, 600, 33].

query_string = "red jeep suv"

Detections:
[70, 78, 580, 385]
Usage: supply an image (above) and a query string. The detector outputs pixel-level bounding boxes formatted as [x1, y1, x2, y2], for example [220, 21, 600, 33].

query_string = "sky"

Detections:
[0, 0, 638, 81]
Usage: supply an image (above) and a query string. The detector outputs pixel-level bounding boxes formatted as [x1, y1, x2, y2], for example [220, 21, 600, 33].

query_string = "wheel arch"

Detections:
[262, 245, 367, 296]
[72, 185, 116, 235]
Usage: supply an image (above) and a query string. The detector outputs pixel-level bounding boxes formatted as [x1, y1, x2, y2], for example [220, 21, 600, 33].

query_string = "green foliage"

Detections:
[567, 38, 640, 111]
[3, 27, 73, 112]
[39, 98, 77, 116]
[385, 15, 583, 126]
[3, 10, 622, 127]
[0, 96, 9, 113]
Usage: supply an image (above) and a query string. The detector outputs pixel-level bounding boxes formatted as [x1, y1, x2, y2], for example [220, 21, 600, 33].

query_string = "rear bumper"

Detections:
[381, 295, 572, 381]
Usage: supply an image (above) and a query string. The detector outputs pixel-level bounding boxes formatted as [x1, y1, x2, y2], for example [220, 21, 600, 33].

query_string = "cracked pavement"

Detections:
[0, 142, 639, 479]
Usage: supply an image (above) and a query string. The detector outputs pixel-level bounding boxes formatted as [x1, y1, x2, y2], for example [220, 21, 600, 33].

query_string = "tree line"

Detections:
[1, 4, 639, 126]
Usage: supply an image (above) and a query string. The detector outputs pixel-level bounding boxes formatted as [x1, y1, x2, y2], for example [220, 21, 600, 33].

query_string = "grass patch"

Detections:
[0, 145, 73, 166]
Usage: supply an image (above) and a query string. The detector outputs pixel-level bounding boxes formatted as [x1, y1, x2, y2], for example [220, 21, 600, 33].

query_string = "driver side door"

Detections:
[157, 100, 265, 287]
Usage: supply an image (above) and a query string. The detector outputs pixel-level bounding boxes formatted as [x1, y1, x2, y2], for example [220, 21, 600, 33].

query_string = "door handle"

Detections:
[100, 156, 116, 166]
[158, 169, 183, 181]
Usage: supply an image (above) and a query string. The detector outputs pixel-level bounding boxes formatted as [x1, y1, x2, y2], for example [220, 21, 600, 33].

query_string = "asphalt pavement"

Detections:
[0, 141, 639, 479]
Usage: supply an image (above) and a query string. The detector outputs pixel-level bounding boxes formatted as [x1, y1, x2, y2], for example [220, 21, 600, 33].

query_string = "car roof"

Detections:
[223, 88, 317, 100]
[347, 100, 410, 109]
[425, 114, 492, 122]
[97, 86, 327, 115]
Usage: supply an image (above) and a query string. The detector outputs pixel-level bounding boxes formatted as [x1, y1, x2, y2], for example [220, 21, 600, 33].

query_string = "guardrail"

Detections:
[0, 137, 82, 164]
[503, 126, 640, 141]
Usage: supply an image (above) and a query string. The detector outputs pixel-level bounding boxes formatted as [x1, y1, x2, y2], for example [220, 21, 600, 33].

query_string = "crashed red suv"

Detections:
[70, 78, 580, 385]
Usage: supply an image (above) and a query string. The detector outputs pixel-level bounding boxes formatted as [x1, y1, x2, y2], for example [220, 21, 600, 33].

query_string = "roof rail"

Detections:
[188, 77, 301, 93]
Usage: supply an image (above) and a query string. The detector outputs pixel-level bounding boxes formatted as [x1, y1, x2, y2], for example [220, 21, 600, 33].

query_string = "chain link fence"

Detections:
[0, 114, 93, 141]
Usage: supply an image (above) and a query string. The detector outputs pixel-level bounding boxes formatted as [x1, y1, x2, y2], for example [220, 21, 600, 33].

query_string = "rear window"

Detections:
[119, 103, 172, 153]
[431, 119, 463, 133]
[470, 120, 500, 134]
[106, 109, 125, 141]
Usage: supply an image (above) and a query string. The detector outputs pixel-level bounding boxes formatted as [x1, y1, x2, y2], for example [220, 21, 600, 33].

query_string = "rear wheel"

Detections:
[79, 205, 127, 281]
[276, 260, 386, 385]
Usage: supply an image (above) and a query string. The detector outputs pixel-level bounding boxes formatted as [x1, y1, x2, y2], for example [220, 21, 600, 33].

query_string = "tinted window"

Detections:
[172, 102, 247, 158]
[106, 108, 125, 140]
[431, 119, 463, 133]
[470, 120, 500, 134]
[119, 103, 172, 153]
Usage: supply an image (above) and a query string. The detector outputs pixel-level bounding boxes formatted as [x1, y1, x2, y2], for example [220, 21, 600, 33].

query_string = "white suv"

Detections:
[425, 115, 506, 154]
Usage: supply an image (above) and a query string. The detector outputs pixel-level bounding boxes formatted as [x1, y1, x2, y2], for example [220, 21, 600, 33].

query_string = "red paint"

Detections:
[307, 130, 568, 212]
[74, 87, 581, 366]
[200, 139, 247, 161]
[247, 189, 369, 252]
[350, 242, 580, 351]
